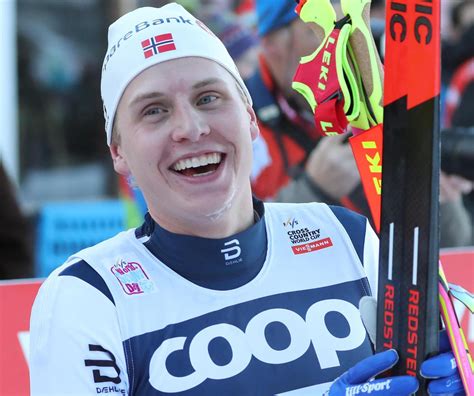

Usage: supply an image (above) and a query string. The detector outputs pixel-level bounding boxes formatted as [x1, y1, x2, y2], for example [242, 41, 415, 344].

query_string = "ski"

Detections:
[375, 0, 440, 391]
[290, 0, 470, 391]
[439, 263, 474, 393]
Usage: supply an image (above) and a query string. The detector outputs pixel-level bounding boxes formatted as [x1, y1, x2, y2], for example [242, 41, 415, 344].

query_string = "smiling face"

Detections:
[110, 57, 259, 237]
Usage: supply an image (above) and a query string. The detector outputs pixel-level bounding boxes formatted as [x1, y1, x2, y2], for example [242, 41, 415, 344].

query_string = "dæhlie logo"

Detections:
[220, 239, 242, 265]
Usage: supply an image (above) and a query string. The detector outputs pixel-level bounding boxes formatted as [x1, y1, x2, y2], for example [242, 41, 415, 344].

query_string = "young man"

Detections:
[29, 3, 462, 395]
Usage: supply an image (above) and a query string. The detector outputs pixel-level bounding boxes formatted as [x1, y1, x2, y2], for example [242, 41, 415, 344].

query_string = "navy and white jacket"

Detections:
[30, 201, 379, 395]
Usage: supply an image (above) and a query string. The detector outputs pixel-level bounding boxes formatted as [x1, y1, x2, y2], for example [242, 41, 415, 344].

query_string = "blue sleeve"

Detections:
[60, 260, 115, 305]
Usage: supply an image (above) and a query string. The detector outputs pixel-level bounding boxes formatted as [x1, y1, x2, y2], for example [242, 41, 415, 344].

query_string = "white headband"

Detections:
[100, 3, 252, 145]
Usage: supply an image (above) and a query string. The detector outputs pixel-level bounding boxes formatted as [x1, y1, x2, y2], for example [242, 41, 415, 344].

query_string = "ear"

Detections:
[109, 143, 131, 176]
[246, 104, 259, 141]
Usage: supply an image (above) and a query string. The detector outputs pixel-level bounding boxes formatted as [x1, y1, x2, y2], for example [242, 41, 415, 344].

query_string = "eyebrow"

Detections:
[130, 91, 165, 107]
[129, 78, 225, 107]
[192, 78, 224, 89]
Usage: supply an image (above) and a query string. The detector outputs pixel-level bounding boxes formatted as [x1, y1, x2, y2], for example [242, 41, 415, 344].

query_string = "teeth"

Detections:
[172, 153, 222, 171]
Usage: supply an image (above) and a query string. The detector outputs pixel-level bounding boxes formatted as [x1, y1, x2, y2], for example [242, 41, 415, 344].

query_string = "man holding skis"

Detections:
[29, 2, 464, 395]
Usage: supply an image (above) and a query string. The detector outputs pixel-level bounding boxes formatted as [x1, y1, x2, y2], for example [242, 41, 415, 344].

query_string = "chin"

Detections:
[192, 187, 237, 221]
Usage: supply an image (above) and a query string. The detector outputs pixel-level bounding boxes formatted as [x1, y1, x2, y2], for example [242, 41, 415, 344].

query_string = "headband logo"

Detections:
[141, 33, 176, 58]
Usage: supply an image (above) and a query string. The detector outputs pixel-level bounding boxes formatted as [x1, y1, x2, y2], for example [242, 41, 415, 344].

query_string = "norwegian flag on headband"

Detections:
[141, 33, 176, 59]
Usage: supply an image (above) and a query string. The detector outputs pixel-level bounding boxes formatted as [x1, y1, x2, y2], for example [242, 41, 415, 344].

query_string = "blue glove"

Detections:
[326, 349, 419, 395]
[420, 330, 465, 395]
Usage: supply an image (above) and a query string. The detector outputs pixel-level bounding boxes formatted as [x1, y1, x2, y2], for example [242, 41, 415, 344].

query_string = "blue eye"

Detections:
[144, 107, 163, 116]
[197, 95, 218, 105]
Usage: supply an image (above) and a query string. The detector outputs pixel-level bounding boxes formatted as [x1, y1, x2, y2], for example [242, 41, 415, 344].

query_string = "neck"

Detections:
[149, 190, 256, 239]
[139, 198, 267, 290]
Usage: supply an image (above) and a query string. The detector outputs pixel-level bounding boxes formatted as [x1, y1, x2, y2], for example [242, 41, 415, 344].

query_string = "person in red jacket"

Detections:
[249, 0, 472, 247]
[248, 0, 366, 213]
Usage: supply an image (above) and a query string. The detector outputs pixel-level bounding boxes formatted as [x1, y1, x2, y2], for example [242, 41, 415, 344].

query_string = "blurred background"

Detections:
[0, 0, 473, 281]
[0, 1, 473, 395]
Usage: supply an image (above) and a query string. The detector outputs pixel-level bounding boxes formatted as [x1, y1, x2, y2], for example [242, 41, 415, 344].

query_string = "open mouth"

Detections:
[170, 152, 224, 177]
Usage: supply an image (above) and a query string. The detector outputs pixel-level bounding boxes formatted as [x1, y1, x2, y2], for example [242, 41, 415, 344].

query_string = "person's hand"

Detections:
[326, 330, 466, 396]
[305, 134, 360, 200]
[440, 171, 473, 204]
[420, 330, 465, 395]
[326, 349, 419, 395]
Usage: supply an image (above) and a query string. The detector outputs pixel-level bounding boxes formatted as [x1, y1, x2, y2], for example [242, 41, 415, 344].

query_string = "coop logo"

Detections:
[111, 259, 156, 295]
[148, 299, 366, 393]
[220, 239, 242, 265]
[283, 217, 299, 228]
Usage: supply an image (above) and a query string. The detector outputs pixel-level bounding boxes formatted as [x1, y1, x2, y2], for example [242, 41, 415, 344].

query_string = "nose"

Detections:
[170, 102, 211, 143]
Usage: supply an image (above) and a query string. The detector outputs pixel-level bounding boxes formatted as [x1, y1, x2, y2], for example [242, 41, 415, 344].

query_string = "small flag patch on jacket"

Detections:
[141, 33, 176, 58]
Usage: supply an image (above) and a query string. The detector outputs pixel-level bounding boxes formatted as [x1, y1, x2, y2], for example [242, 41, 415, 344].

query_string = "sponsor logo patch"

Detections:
[111, 259, 156, 295]
[292, 237, 333, 255]
[282, 216, 333, 254]
[147, 293, 368, 393]
[345, 378, 392, 395]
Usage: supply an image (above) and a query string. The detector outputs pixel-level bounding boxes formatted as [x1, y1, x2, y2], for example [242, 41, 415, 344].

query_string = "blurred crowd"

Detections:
[2, 0, 474, 280]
